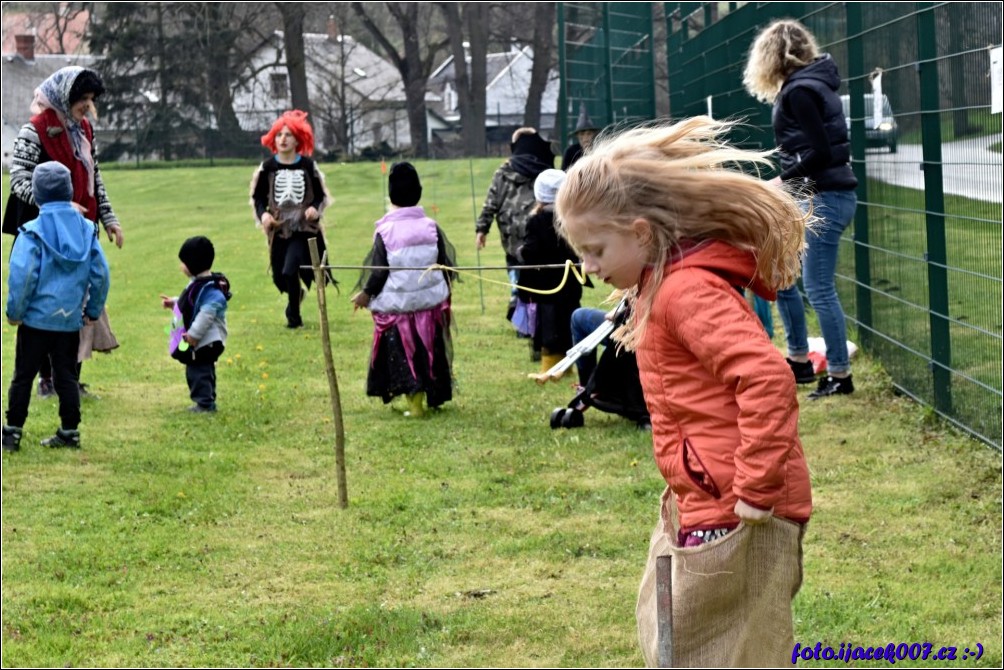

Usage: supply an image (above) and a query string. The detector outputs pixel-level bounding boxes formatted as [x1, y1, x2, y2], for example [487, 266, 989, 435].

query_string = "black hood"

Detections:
[785, 53, 841, 93]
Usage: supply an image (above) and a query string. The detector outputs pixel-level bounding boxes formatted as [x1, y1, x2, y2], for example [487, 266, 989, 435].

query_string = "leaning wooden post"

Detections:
[655, 554, 674, 667]
[308, 237, 348, 508]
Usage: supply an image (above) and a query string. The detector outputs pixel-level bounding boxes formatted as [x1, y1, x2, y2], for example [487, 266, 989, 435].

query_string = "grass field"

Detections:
[1, 160, 1001, 667]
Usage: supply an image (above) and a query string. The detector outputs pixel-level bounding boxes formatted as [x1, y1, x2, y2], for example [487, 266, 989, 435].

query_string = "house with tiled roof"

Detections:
[233, 18, 436, 157]
[428, 44, 559, 138]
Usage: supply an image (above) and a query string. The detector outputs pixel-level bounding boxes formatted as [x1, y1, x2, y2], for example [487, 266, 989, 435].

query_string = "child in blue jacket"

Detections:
[160, 236, 230, 413]
[3, 161, 110, 451]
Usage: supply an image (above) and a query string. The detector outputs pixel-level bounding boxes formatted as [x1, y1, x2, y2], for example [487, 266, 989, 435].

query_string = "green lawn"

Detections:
[1, 161, 1001, 667]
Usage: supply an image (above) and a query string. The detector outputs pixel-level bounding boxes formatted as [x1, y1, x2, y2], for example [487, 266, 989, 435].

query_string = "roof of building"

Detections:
[2, 10, 90, 56]
[278, 31, 406, 103]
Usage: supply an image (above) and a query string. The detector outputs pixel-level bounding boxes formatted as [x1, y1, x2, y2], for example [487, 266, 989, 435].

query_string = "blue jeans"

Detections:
[571, 307, 610, 385]
[776, 189, 857, 375]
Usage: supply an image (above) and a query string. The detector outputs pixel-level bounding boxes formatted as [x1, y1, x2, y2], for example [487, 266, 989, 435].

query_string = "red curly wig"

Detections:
[261, 109, 315, 157]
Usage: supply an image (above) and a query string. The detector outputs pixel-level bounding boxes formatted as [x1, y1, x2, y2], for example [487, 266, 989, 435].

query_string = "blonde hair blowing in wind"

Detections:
[555, 115, 810, 350]
[743, 19, 820, 103]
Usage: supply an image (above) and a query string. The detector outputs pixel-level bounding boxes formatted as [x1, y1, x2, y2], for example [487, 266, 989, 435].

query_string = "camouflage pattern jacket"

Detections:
[475, 163, 537, 264]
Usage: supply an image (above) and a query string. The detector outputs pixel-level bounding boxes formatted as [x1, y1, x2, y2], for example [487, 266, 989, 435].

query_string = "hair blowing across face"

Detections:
[742, 19, 821, 103]
[555, 116, 809, 350]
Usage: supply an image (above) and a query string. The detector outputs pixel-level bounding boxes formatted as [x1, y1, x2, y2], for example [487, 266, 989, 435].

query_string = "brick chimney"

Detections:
[326, 15, 340, 41]
[15, 34, 35, 61]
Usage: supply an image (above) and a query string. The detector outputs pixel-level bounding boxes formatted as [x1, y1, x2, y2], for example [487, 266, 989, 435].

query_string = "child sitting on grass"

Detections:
[160, 236, 231, 414]
[3, 161, 109, 452]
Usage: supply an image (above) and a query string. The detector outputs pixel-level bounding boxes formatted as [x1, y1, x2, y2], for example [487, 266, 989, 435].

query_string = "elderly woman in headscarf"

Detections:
[3, 66, 123, 398]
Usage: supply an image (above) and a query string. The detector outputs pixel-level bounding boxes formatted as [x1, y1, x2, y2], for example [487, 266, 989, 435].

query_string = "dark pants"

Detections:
[6, 325, 81, 429]
[37, 354, 81, 381]
[273, 233, 323, 322]
[186, 362, 217, 410]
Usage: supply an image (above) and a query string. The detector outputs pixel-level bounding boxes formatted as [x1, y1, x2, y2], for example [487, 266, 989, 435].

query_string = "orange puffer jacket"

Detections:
[636, 240, 812, 534]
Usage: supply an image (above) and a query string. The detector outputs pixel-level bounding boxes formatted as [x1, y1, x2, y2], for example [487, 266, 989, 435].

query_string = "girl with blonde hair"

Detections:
[744, 19, 859, 398]
[555, 115, 813, 666]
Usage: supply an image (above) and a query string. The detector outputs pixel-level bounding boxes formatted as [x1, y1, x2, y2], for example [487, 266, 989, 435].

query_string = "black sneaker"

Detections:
[78, 383, 100, 400]
[786, 358, 817, 384]
[808, 374, 854, 400]
[2, 425, 23, 453]
[41, 428, 81, 449]
[187, 405, 217, 414]
[37, 377, 55, 398]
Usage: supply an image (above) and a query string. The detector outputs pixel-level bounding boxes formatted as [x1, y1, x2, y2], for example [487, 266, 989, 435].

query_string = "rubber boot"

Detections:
[405, 392, 426, 418]
[540, 353, 565, 379]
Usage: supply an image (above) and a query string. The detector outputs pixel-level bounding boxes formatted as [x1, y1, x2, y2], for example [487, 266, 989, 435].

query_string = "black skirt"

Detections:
[366, 323, 453, 408]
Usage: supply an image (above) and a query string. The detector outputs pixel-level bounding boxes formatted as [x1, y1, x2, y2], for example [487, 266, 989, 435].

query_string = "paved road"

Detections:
[861, 133, 1002, 204]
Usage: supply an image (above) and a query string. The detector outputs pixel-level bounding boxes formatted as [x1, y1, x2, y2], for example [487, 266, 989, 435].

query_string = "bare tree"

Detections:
[351, 2, 448, 157]
[91, 2, 276, 158]
[652, 2, 670, 118]
[491, 2, 558, 131]
[19, 1, 91, 54]
[438, 3, 488, 156]
[522, 3, 555, 130]
[276, 2, 311, 117]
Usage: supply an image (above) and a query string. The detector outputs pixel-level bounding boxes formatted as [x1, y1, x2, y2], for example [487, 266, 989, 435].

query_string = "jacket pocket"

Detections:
[681, 438, 722, 499]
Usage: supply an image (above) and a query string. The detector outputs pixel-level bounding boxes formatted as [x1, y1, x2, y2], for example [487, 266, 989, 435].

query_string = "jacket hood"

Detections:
[670, 240, 776, 301]
[21, 202, 94, 267]
[785, 53, 841, 93]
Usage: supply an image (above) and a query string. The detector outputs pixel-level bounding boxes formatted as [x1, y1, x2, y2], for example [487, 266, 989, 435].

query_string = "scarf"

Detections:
[30, 66, 96, 198]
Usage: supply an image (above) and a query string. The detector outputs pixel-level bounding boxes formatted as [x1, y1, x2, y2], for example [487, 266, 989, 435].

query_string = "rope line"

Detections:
[304, 260, 591, 296]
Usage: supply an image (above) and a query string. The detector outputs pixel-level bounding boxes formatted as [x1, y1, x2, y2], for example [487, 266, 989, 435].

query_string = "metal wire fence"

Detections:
[557, 2, 657, 140]
[659, 2, 1002, 448]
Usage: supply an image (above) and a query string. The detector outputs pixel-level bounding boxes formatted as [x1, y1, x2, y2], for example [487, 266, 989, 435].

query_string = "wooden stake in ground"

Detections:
[656, 554, 674, 667]
[308, 237, 348, 508]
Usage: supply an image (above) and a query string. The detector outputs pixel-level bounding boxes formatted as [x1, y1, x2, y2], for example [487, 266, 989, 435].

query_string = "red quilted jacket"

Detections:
[636, 240, 812, 534]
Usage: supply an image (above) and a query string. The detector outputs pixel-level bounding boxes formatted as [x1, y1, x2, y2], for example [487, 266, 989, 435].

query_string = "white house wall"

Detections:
[232, 32, 412, 155]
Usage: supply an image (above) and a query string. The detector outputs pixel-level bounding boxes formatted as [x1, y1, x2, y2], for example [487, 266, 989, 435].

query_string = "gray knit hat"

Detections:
[32, 161, 73, 205]
[534, 169, 566, 204]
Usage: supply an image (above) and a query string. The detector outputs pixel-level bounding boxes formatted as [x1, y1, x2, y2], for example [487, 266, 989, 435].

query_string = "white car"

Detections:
[840, 93, 898, 153]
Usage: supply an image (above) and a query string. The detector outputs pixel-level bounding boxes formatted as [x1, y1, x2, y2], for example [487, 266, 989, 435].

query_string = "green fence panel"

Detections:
[558, 2, 656, 140]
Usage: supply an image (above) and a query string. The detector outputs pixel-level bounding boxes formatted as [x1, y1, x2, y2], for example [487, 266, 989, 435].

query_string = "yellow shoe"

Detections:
[405, 392, 426, 418]
[540, 353, 565, 379]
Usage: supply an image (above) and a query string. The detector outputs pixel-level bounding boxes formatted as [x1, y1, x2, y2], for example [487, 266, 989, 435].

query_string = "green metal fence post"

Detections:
[845, 2, 873, 350]
[602, 3, 615, 123]
[916, 2, 953, 415]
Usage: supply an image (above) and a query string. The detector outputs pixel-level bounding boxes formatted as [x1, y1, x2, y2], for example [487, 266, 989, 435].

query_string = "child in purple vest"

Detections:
[351, 162, 456, 417]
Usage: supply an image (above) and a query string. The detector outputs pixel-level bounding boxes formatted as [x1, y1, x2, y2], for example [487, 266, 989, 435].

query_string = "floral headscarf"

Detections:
[30, 66, 96, 196]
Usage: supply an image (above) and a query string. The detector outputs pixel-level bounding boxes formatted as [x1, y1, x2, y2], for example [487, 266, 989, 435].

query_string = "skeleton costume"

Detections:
[250, 154, 332, 328]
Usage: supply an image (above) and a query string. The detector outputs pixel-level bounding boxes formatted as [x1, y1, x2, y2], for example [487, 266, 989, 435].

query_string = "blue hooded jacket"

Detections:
[6, 201, 110, 331]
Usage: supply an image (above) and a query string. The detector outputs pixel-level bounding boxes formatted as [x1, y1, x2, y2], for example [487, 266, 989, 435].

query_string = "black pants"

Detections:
[6, 325, 80, 429]
[183, 342, 223, 410]
[186, 362, 217, 410]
